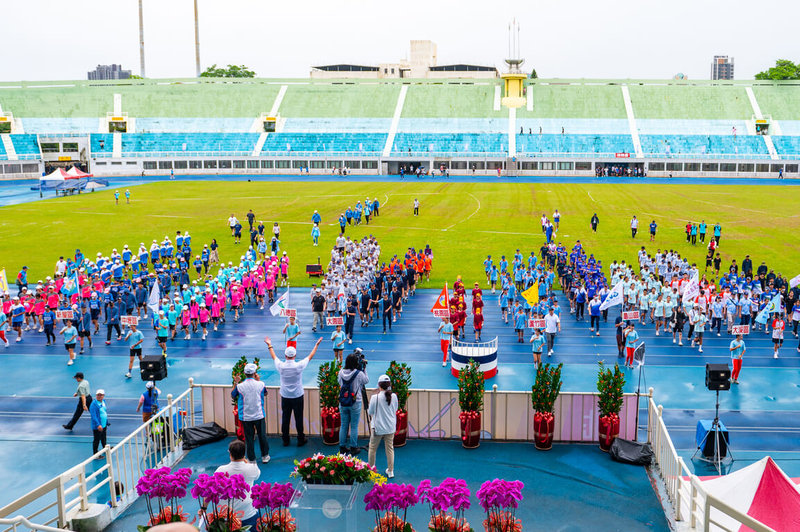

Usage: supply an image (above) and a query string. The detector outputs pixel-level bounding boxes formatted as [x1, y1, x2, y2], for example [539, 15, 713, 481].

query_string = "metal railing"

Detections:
[0, 517, 64, 532]
[646, 394, 775, 531]
[0, 379, 198, 531]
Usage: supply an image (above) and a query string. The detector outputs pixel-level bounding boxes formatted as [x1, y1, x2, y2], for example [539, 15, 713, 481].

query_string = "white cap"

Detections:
[378, 374, 391, 384]
[285, 346, 297, 358]
[244, 363, 257, 375]
[96, 389, 106, 395]
[145, 381, 154, 389]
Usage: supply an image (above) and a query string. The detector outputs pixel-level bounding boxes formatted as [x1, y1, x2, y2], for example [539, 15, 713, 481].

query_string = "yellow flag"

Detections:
[0, 269, 8, 294]
[521, 282, 539, 305]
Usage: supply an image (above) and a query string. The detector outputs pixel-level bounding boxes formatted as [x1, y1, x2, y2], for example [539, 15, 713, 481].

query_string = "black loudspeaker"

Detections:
[141, 355, 167, 381]
[702, 427, 729, 458]
[705, 363, 731, 391]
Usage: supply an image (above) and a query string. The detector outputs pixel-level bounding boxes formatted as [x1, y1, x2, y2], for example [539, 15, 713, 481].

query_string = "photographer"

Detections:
[337, 351, 369, 454]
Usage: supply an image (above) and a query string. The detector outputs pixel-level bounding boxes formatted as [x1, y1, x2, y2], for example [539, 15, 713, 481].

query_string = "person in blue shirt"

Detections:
[136, 381, 160, 422]
[311, 224, 320, 246]
[114, 190, 120, 205]
[530, 328, 546, 368]
[372, 198, 380, 217]
[649, 221, 657, 242]
[713, 223, 722, 244]
[589, 295, 602, 336]
[60, 319, 78, 366]
[499, 288, 510, 323]
[698, 220, 707, 243]
[89, 389, 108, 454]
[513, 306, 527, 343]
[233, 221, 242, 244]
[312, 210, 321, 224]
[124, 189, 130, 204]
[483, 255, 493, 282]
[623, 322, 639, 368]
[438, 316, 454, 366]
[690, 224, 698, 245]
[729, 334, 746, 384]
[489, 266, 499, 294]
[339, 214, 347, 234]
[364, 202, 372, 225]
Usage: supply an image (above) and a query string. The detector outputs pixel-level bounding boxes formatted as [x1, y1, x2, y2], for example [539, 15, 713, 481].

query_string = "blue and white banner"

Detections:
[755, 294, 782, 325]
[600, 281, 624, 311]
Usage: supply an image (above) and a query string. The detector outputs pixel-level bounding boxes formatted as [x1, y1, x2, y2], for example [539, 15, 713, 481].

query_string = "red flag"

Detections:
[431, 283, 450, 317]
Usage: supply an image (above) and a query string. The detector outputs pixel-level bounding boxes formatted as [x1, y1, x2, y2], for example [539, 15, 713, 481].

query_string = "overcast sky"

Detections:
[4, 0, 799, 81]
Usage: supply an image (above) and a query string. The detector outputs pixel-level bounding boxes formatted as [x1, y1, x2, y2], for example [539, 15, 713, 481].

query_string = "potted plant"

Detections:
[135, 467, 193, 531]
[530, 363, 563, 450]
[457, 359, 484, 449]
[386, 361, 412, 447]
[291, 452, 385, 486]
[191, 471, 251, 531]
[232, 356, 260, 442]
[363, 483, 418, 532]
[476, 479, 524, 532]
[597, 362, 625, 451]
[251, 482, 297, 532]
[417, 478, 473, 532]
[317, 361, 342, 445]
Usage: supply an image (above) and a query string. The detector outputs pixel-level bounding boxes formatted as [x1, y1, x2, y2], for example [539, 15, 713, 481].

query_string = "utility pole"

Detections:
[138, 0, 146, 77]
[194, 0, 201, 76]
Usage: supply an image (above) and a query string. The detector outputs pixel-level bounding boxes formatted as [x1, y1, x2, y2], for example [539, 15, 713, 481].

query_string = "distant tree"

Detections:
[755, 59, 800, 80]
[530, 68, 538, 79]
[129, 74, 143, 79]
[200, 64, 255, 78]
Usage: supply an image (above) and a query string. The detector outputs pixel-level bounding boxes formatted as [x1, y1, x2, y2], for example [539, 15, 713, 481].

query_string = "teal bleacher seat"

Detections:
[516, 134, 634, 156]
[260, 133, 386, 154]
[391, 133, 506, 155]
[10, 134, 41, 156]
[771, 136, 800, 159]
[90, 134, 114, 154]
[639, 135, 769, 158]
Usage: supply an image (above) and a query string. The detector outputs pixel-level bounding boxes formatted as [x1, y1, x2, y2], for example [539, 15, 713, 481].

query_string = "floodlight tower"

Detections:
[501, 19, 526, 108]
[138, 0, 146, 77]
[194, 0, 201, 76]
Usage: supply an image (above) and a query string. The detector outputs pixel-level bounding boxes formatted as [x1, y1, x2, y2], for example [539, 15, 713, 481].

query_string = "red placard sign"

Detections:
[432, 309, 450, 318]
[56, 310, 75, 320]
[527, 319, 546, 329]
[615, 152, 630, 158]
[622, 311, 640, 320]
[121, 315, 139, 326]
[326, 317, 344, 326]
[280, 308, 297, 318]
[731, 325, 750, 335]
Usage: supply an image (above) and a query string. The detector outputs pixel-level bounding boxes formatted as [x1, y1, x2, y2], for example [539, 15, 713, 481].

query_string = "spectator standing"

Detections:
[413, 198, 420, 216]
[311, 289, 326, 332]
[215, 440, 261, 529]
[544, 307, 561, 356]
[89, 389, 108, 455]
[265, 335, 322, 447]
[228, 214, 238, 236]
[630, 216, 639, 238]
[590, 214, 599, 233]
[338, 353, 369, 454]
[246, 209, 256, 231]
[136, 381, 160, 422]
[63, 372, 91, 430]
[367, 375, 398, 478]
[231, 363, 271, 463]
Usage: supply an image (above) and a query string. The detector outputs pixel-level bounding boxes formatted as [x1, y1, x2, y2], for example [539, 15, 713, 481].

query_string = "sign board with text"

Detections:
[326, 317, 344, 326]
[615, 152, 630, 158]
[432, 309, 450, 318]
[731, 325, 750, 335]
[121, 315, 139, 326]
[622, 311, 640, 321]
[280, 308, 297, 318]
[56, 310, 75, 320]
[528, 319, 546, 329]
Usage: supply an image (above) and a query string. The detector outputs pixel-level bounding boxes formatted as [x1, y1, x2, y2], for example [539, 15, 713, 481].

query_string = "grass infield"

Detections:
[1, 180, 797, 288]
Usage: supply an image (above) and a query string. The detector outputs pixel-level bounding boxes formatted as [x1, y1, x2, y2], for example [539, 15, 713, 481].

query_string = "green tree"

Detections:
[530, 68, 538, 79]
[755, 59, 800, 80]
[200, 64, 255, 78]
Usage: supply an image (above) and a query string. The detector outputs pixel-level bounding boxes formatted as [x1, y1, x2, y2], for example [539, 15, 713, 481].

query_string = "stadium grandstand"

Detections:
[1, 77, 799, 180]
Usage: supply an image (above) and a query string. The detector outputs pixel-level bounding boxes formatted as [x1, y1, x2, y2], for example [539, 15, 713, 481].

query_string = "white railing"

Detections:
[646, 395, 775, 531]
[0, 379, 198, 531]
[0, 517, 64, 532]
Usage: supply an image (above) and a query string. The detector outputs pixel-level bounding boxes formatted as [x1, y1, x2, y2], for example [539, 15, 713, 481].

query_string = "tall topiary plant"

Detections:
[386, 361, 412, 412]
[531, 363, 563, 414]
[458, 359, 484, 413]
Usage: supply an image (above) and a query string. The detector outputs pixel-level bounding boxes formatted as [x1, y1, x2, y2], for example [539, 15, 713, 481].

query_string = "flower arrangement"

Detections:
[251, 482, 297, 532]
[476, 479, 524, 532]
[530, 363, 562, 415]
[417, 478, 473, 532]
[191, 472, 251, 532]
[135, 466, 193, 531]
[457, 360, 484, 413]
[386, 361, 412, 412]
[291, 452, 386, 486]
[596, 362, 625, 417]
[364, 482, 419, 532]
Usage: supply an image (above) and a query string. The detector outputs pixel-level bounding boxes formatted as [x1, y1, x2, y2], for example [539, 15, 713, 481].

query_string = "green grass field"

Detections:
[1, 181, 798, 287]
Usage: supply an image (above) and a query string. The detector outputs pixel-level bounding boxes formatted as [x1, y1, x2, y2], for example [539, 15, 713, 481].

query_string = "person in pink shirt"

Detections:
[180, 305, 192, 340]
[189, 298, 200, 333]
[198, 303, 210, 340]
[211, 297, 221, 331]
[47, 290, 59, 311]
[256, 277, 267, 310]
[217, 289, 227, 323]
[265, 268, 276, 303]
[34, 296, 46, 332]
[230, 285, 242, 322]
[280, 252, 290, 287]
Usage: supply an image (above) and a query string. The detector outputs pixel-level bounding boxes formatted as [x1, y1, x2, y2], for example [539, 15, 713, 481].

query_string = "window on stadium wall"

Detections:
[575, 162, 591, 171]
[362, 161, 377, 170]
[6, 164, 21, 174]
[771, 164, 784, 173]
[204, 160, 217, 169]
[451, 161, 467, 170]
[41, 143, 59, 153]
[756, 163, 770, 173]
[247, 160, 259, 169]
[346, 161, 361, 169]
[786, 164, 798, 173]
[521, 162, 537, 170]
[23, 164, 38, 173]
[233, 160, 246, 169]
[540, 162, 554, 170]
[95, 162, 106, 166]
[126, 161, 137, 166]
[702, 163, 719, 172]
[649, 163, 665, 171]
[143, 161, 157, 170]
[261, 160, 273, 169]
[0, 122, 10, 134]
[666, 163, 682, 172]
[311, 161, 325, 169]
[276, 160, 290, 169]
[174, 161, 188, 169]
[62, 143, 78, 153]
[326, 161, 338, 169]
[684, 163, 700, 172]
[738, 163, 754, 172]
[291, 161, 306, 169]
[159, 161, 172, 169]
[190, 160, 202, 169]
[720, 163, 736, 172]
[558, 162, 573, 170]
[219, 160, 232, 169]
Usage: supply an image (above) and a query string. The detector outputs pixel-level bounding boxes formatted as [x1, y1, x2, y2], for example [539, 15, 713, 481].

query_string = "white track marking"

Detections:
[587, 191, 597, 203]
[445, 192, 481, 230]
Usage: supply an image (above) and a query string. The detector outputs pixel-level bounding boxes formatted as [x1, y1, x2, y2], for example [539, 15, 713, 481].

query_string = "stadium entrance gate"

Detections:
[387, 161, 428, 175]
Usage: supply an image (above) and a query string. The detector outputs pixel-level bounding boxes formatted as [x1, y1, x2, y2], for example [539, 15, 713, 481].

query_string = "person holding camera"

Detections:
[338, 352, 369, 454]
[367, 375, 398, 478]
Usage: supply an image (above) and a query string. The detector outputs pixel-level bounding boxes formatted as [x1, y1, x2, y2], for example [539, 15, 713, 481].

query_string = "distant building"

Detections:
[310, 40, 497, 79]
[88, 64, 131, 81]
[711, 56, 734, 80]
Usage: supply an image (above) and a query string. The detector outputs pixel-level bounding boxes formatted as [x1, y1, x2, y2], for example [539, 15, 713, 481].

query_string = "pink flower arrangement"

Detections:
[417, 479, 473, 532]
[364, 483, 419, 531]
[291, 452, 382, 485]
[191, 472, 251, 532]
[475, 479, 524, 532]
[135, 467, 193, 530]
[251, 482, 297, 532]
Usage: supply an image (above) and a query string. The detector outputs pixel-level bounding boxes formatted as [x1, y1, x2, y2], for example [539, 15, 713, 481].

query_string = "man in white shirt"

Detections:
[231, 363, 270, 463]
[55, 257, 67, 276]
[630, 216, 639, 238]
[544, 307, 561, 356]
[228, 214, 239, 236]
[265, 335, 322, 447]
[214, 440, 261, 529]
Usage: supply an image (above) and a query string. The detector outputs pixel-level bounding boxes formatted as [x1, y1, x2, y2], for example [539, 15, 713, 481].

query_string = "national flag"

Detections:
[600, 280, 624, 311]
[521, 283, 539, 306]
[0, 269, 8, 294]
[756, 294, 782, 325]
[790, 274, 800, 289]
[270, 290, 289, 316]
[430, 283, 449, 317]
[147, 282, 161, 315]
[60, 272, 80, 296]
[682, 272, 700, 305]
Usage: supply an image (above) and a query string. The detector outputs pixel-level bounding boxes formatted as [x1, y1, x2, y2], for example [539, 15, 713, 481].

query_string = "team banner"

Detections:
[121, 315, 139, 326]
[599, 281, 624, 311]
[326, 316, 344, 326]
[527, 318, 546, 329]
[56, 310, 75, 320]
[521, 283, 539, 306]
[270, 290, 289, 316]
[0, 269, 8, 294]
[755, 294, 782, 325]
[682, 272, 699, 304]
[60, 272, 80, 296]
[622, 311, 640, 321]
[280, 308, 297, 318]
[731, 325, 750, 335]
[431, 283, 450, 318]
[790, 274, 800, 289]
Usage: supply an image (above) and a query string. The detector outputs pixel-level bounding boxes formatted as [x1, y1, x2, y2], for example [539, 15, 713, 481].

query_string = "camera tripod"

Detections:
[692, 390, 734, 475]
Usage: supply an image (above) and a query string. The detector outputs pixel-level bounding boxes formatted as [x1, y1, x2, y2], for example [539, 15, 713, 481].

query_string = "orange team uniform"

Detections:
[424, 256, 432, 272]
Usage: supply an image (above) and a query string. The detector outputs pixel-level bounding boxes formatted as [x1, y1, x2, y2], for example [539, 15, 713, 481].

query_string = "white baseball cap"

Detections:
[285, 346, 297, 358]
[378, 374, 391, 384]
[145, 381, 154, 389]
[96, 389, 106, 395]
[244, 363, 257, 375]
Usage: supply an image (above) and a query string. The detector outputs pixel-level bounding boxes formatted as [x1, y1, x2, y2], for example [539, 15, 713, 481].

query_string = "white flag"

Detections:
[682, 272, 699, 304]
[599, 281, 624, 311]
[270, 290, 289, 316]
[147, 282, 160, 315]
[790, 274, 800, 289]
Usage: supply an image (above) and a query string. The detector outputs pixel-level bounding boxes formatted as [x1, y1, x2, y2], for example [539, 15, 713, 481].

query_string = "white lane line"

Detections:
[477, 230, 533, 236]
[587, 191, 597, 203]
[148, 214, 193, 219]
[445, 192, 481, 230]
